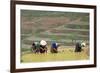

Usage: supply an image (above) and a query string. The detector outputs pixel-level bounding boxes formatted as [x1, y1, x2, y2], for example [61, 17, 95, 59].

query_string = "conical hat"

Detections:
[40, 40, 47, 46]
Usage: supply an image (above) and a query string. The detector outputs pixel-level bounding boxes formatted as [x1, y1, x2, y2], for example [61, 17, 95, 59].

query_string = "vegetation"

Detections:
[21, 47, 89, 62]
[20, 10, 90, 62]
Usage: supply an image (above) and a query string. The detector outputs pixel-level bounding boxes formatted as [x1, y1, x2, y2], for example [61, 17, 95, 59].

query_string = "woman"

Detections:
[31, 41, 36, 53]
[31, 42, 40, 53]
[50, 42, 58, 53]
[40, 40, 47, 53]
[75, 42, 86, 52]
[75, 42, 82, 52]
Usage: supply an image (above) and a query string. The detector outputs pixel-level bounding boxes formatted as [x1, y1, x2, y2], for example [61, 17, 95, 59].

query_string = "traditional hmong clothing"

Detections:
[75, 42, 82, 52]
[39, 40, 47, 53]
[40, 45, 47, 53]
[50, 42, 58, 53]
[32, 42, 40, 53]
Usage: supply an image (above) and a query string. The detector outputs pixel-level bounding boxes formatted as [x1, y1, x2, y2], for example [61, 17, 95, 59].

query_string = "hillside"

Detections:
[21, 10, 89, 50]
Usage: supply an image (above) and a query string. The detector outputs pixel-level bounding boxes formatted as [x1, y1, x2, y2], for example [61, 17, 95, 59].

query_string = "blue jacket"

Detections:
[51, 42, 57, 49]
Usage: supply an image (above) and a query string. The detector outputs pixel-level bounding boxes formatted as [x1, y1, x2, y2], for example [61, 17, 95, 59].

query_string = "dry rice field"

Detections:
[21, 46, 89, 63]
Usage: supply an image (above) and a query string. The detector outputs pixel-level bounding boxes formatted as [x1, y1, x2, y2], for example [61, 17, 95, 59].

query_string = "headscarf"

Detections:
[40, 40, 47, 46]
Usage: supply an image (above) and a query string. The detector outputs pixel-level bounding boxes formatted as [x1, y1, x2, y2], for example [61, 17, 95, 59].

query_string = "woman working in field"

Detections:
[40, 40, 47, 53]
[50, 42, 60, 53]
[31, 40, 47, 54]
[32, 42, 40, 53]
[75, 42, 86, 52]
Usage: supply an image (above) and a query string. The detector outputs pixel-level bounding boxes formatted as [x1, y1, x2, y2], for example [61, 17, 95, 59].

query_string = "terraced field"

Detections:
[21, 10, 89, 62]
